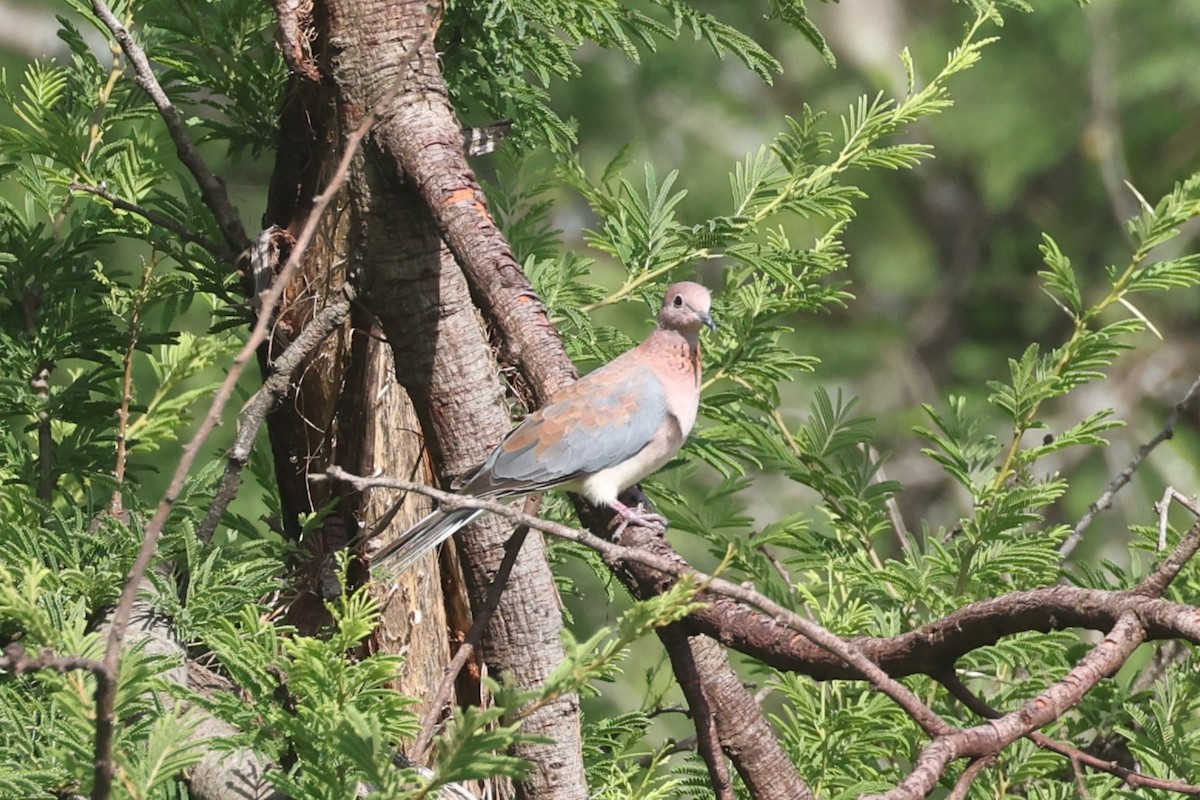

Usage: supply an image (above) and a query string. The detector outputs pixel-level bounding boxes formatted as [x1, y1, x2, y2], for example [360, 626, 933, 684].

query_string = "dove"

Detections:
[369, 281, 716, 576]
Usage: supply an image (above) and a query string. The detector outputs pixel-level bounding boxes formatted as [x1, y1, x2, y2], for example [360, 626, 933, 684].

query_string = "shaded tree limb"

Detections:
[685, 634, 815, 800]
[659, 627, 734, 800]
[939, 670, 1200, 796]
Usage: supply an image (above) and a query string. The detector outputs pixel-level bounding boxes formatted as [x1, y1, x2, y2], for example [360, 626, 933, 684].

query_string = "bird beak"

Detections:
[698, 311, 717, 332]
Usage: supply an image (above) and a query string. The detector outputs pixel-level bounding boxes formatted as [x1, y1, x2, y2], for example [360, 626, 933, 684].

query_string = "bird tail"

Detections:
[369, 506, 485, 577]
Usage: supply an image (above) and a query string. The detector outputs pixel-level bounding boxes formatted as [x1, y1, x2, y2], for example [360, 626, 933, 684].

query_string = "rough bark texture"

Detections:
[320, 1, 585, 796]
[688, 635, 814, 800]
[264, 50, 452, 708]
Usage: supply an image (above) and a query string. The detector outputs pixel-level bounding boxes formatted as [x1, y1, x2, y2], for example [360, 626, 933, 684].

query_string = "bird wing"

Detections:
[463, 363, 669, 496]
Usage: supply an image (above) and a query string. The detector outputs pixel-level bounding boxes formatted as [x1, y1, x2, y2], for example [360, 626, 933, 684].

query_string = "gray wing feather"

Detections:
[369, 506, 484, 576]
[481, 368, 668, 489]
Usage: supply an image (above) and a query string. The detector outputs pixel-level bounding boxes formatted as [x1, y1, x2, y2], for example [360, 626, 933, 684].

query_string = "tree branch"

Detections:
[1064, 372, 1200, 555]
[659, 627, 734, 800]
[197, 287, 354, 542]
[866, 612, 1146, 800]
[88, 0, 250, 254]
[322, 466, 1200, 681]
[70, 182, 237, 264]
[939, 670, 1200, 796]
[322, 466, 952, 737]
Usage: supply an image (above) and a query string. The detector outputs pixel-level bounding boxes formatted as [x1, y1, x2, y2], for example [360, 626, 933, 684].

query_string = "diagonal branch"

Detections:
[88, 0, 249, 255]
[410, 498, 539, 764]
[1064, 372, 1200, 555]
[866, 612, 1146, 800]
[323, 466, 952, 737]
[939, 670, 1200, 796]
[197, 287, 354, 542]
[70, 182, 237, 264]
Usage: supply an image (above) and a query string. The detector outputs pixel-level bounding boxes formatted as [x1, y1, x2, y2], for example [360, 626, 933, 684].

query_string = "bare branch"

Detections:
[321, 466, 953, 737]
[947, 756, 994, 800]
[111, 258, 157, 516]
[197, 287, 354, 542]
[70, 182, 236, 264]
[88, 0, 250, 254]
[940, 670, 1200, 796]
[1136, 519, 1200, 598]
[0, 643, 105, 676]
[1065, 372, 1200, 555]
[867, 613, 1145, 800]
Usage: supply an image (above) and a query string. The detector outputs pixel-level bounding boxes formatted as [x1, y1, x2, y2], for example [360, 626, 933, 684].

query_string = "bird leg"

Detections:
[609, 498, 668, 540]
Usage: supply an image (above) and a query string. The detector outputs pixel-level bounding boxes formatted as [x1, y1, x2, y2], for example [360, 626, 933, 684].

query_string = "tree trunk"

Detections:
[313, 1, 587, 796]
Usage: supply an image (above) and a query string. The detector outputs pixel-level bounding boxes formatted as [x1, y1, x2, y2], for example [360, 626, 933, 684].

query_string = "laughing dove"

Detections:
[371, 281, 716, 575]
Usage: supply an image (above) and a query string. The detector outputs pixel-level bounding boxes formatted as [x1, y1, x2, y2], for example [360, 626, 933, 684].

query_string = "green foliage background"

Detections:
[1, 0, 1199, 797]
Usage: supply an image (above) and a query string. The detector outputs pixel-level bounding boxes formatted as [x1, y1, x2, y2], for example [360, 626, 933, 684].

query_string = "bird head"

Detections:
[659, 281, 717, 333]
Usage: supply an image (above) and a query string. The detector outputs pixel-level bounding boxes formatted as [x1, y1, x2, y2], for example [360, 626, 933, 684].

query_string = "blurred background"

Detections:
[546, 0, 1200, 558]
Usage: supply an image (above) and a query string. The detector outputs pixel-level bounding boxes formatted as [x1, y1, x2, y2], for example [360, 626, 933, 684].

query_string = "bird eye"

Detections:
[673, 295, 683, 307]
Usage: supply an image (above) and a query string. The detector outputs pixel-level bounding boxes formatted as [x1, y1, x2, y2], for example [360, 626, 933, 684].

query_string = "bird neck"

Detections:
[647, 326, 702, 384]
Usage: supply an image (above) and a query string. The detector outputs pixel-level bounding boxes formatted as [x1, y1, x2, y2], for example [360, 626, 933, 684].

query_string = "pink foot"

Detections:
[610, 499, 668, 538]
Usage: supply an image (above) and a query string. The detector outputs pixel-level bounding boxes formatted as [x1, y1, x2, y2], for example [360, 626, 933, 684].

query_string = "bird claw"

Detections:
[610, 500, 668, 539]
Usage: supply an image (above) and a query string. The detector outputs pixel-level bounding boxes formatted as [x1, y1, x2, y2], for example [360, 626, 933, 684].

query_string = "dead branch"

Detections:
[70, 182, 236, 264]
[1065, 372, 1200, 555]
[197, 286, 354, 542]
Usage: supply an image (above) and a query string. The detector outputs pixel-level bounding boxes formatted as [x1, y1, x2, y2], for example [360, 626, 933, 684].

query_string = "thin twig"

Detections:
[410, 497, 538, 764]
[947, 756, 994, 800]
[1064, 373, 1200, 556]
[93, 19, 432, 800]
[70, 182, 236, 264]
[111, 257, 157, 516]
[88, 0, 249, 254]
[319, 466, 954, 738]
[0, 643, 106, 676]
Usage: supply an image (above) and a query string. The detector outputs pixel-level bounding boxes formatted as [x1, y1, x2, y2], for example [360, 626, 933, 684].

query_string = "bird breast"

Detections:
[568, 415, 685, 506]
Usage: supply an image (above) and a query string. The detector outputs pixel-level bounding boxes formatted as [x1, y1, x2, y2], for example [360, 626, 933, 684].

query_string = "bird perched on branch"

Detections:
[371, 281, 716, 576]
